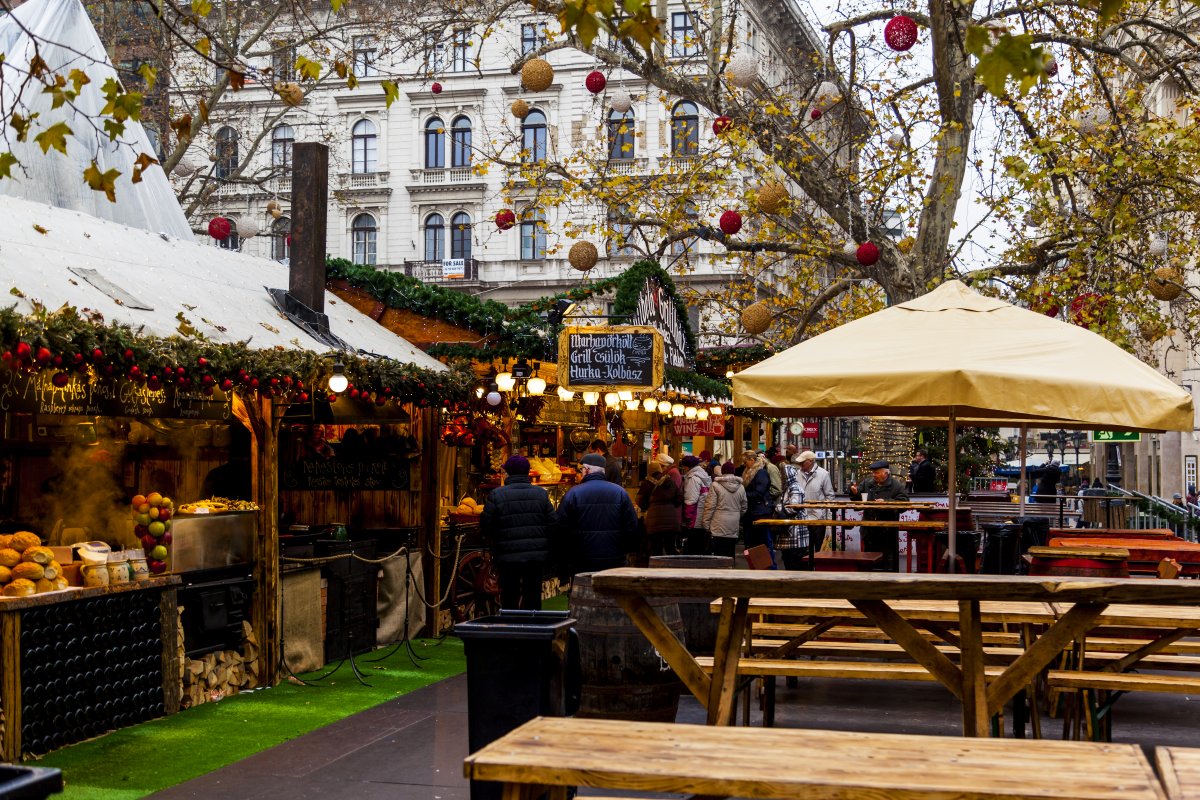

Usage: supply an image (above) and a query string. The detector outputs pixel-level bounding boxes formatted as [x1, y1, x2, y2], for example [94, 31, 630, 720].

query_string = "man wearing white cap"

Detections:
[778, 451, 835, 569]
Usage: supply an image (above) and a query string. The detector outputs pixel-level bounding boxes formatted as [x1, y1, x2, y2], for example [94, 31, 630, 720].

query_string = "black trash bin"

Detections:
[1018, 516, 1051, 549]
[455, 610, 579, 800]
[981, 523, 1024, 575]
[0, 765, 63, 799]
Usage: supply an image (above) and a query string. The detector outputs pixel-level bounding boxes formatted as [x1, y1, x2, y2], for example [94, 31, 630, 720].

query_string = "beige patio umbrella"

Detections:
[732, 280, 1194, 567]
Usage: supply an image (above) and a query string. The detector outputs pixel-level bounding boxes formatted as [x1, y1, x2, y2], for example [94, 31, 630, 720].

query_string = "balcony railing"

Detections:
[269, 176, 292, 195]
[409, 166, 477, 185]
[403, 258, 479, 283]
[605, 158, 648, 176]
[338, 171, 390, 189]
[658, 155, 698, 172]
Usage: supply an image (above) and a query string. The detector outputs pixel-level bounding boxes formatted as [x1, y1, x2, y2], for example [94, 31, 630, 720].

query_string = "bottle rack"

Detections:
[19, 592, 166, 756]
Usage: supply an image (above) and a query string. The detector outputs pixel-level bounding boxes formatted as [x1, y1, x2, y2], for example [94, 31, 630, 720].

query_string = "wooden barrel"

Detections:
[569, 572, 684, 722]
[649, 555, 734, 655]
[1028, 546, 1130, 578]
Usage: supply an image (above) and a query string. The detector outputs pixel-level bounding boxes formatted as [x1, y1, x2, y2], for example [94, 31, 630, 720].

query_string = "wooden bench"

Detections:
[1048, 671, 1200, 741]
[1157, 746, 1200, 800]
[463, 716, 1167, 800]
[813, 551, 883, 571]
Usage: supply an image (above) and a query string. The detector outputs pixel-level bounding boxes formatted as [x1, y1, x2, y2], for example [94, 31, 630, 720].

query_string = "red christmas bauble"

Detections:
[495, 208, 516, 231]
[712, 115, 733, 135]
[810, 108, 822, 120]
[1044, 57, 1059, 77]
[585, 70, 607, 94]
[719, 210, 743, 235]
[431, 82, 443, 94]
[884, 15, 919, 52]
[208, 216, 232, 241]
[856, 241, 881, 266]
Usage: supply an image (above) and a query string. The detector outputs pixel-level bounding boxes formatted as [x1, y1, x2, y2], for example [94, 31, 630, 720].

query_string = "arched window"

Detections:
[424, 213, 445, 261]
[352, 213, 377, 265]
[451, 116, 472, 168]
[271, 124, 294, 171]
[214, 126, 238, 179]
[451, 212, 472, 260]
[607, 109, 635, 160]
[272, 216, 290, 262]
[522, 109, 547, 163]
[351, 119, 377, 174]
[217, 218, 240, 251]
[425, 117, 445, 169]
[520, 207, 546, 260]
[671, 101, 699, 157]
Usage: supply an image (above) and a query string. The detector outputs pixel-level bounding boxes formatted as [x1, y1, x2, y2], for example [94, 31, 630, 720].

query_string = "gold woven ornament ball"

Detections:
[521, 58, 554, 93]
[266, 199, 280, 213]
[755, 182, 789, 215]
[270, 208, 283, 219]
[1149, 267, 1184, 301]
[741, 302, 772, 335]
[511, 99, 530, 119]
[568, 241, 598, 271]
[277, 82, 304, 107]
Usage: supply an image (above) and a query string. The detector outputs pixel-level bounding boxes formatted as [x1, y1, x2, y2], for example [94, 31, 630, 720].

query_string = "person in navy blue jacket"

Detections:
[555, 453, 638, 575]
[480, 454, 554, 610]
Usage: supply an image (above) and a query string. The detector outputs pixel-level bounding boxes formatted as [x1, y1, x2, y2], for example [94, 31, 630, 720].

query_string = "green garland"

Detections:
[611, 259, 699, 361]
[0, 303, 474, 407]
[696, 344, 776, 372]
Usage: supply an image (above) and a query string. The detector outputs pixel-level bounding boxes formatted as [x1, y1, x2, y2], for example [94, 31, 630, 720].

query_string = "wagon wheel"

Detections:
[450, 550, 500, 623]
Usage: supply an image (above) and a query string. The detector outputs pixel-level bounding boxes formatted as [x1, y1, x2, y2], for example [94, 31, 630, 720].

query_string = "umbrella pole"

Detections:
[1019, 424, 1028, 516]
[947, 409, 957, 573]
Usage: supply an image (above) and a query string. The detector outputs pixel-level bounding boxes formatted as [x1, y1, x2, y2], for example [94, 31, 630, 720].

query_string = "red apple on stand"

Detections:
[149, 559, 167, 575]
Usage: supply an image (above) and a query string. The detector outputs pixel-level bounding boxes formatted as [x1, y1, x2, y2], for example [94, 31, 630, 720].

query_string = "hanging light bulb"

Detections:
[486, 391, 503, 406]
[709, 405, 724, 415]
[684, 406, 697, 419]
[671, 403, 685, 417]
[557, 385, 575, 401]
[725, 369, 734, 378]
[475, 387, 485, 399]
[496, 372, 516, 392]
[643, 398, 657, 412]
[328, 363, 349, 393]
[604, 392, 620, 407]
[697, 408, 710, 421]
[625, 399, 640, 411]
[618, 390, 633, 402]
[583, 391, 600, 406]
[658, 400, 672, 414]
[527, 376, 547, 396]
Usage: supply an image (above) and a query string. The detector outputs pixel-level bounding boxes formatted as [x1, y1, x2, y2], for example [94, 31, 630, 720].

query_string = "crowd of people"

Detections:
[478, 440, 859, 608]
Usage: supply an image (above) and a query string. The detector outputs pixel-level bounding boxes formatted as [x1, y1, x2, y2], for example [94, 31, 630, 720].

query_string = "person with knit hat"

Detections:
[554, 452, 638, 574]
[480, 454, 554, 609]
[639, 454, 683, 556]
[680, 454, 713, 554]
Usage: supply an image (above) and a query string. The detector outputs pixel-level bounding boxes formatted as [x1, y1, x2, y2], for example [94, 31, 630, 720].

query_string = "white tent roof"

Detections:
[0, 0, 193, 239]
[0, 195, 445, 370]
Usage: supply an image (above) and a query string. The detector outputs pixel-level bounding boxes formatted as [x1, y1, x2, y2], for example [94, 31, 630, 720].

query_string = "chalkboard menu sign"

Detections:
[557, 325, 664, 391]
[0, 369, 232, 420]
[280, 458, 410, 491]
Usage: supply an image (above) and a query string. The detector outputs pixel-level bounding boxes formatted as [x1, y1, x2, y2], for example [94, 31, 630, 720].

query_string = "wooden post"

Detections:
[0, 610, 20, 761]
[733, 416, 745, 455]
[241, 394, 281, 684]
[420, 406, 443, 635]
[290, 142, 329, 313]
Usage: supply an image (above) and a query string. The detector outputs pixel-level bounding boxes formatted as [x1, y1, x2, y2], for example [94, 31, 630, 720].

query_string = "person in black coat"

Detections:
[1035, 461, 1061, 504]
[909, 449, 937, 493]
[480, 455, 554, 610]
[554, 453, 639, 575]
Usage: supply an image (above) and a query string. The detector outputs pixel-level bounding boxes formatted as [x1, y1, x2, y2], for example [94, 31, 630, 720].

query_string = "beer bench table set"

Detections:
[758, 518, 949, 572]
[463, 716, 1168, 800]
[589, 567, 1200, 736]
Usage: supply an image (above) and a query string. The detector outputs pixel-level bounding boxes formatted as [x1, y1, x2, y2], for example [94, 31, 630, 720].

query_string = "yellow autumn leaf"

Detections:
[83, 161, 120, 202]
[34, 121, 72, 155]
[196, 37, 211, 57]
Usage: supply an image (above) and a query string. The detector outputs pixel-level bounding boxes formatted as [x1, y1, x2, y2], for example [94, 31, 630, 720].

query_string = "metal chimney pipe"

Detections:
[289, 142, 328, 314]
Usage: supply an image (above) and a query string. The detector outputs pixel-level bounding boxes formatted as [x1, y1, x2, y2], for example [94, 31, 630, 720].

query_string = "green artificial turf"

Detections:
[35, 638, 465, 800]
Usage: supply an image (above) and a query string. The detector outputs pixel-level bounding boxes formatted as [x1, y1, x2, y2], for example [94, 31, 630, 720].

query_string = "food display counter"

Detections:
[0, 576, 180, 761]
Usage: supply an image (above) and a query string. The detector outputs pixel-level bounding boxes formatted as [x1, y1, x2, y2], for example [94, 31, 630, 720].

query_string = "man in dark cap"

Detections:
[554, 452, 638, 574]
[589, 438, 624, 484]
[849, 460, 909, 572]
[480, 455, 554, 609]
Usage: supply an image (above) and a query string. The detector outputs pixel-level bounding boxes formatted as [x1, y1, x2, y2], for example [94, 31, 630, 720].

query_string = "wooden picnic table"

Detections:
[785, 501, 942, 509]
[590, 568, 1200, 736]
[1050, 538, 1200, 575]
[1050, 528, 1179, 540]
[464, 716, 1168, 800]
[759, 518, 949, 571]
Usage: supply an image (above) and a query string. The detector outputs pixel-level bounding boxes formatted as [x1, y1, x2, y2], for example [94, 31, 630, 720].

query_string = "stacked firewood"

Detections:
[180, 621, 260, 709]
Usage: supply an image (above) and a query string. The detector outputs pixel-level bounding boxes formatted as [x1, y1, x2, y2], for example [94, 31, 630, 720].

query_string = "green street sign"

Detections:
[1091, 431, 1142, 442]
